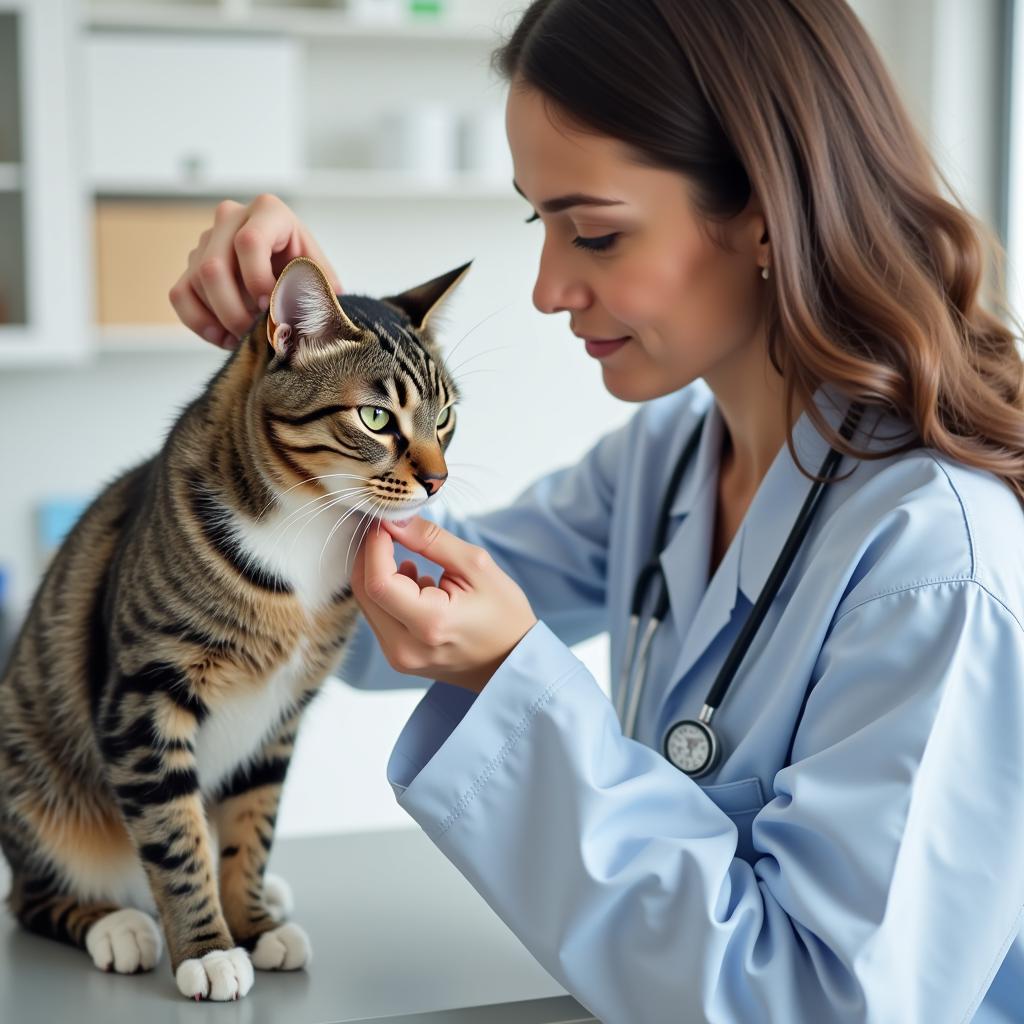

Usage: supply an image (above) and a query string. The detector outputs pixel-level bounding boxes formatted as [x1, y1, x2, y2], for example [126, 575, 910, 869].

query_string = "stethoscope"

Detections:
[615, 399, 867, 778]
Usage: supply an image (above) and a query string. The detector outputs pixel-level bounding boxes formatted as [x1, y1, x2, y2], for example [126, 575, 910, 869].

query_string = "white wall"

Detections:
[851, 0, 1006, 231]
[0, 0, 1010, 837]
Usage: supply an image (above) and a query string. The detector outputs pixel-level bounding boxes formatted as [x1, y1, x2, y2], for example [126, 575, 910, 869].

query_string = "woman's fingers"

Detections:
[380, 516, 490, 584]
[362, 527, 449, 630]
[396, 560, 437, 590]
[192, 200, 259, 339]
[167, 276, 237, 351]
[232, 194, 306, 310]
[171, 194, 343, 346]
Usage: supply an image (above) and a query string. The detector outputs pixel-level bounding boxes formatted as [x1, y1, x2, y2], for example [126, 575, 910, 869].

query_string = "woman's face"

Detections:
[505, 82, 772, 403]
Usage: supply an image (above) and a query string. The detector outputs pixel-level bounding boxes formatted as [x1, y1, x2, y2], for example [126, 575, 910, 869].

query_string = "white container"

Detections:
[346, 0, 404, 23]
[84, 33, 301, 189]
[459, 105, 513, 182]
[374, 102, 459, 182]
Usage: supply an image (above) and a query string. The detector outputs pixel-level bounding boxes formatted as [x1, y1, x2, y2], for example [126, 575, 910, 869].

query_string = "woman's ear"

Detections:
[267, 256, 361, 362]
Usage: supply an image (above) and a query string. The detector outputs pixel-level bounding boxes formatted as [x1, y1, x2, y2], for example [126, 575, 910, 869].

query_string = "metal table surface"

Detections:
[0, 827, 598, 1024]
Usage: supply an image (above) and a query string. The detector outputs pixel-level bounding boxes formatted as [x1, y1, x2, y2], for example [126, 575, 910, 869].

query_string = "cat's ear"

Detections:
[266, 256, 360, 361]
[382, 260, 473, 332]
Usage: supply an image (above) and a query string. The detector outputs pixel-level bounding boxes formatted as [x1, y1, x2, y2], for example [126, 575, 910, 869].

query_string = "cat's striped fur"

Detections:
[0, 257, 466, 1000]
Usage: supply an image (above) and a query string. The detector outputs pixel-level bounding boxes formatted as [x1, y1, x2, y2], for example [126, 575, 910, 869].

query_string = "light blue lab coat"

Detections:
[339, 379, 1024, 1023]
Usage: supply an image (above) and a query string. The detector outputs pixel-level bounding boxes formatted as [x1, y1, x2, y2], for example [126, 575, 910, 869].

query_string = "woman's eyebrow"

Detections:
[512, 179, 626, 214]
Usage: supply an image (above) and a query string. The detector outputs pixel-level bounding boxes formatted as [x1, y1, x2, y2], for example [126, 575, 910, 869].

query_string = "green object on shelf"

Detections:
[409, 0, 444, 16]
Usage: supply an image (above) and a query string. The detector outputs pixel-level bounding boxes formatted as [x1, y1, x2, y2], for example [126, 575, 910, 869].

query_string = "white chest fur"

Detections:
[190, 490, 367, 794]
[195, 637, 310, 796]
[232, 487, 369, 611]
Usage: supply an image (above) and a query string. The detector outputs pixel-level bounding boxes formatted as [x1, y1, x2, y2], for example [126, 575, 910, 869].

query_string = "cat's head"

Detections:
[253, 255, 469, 522]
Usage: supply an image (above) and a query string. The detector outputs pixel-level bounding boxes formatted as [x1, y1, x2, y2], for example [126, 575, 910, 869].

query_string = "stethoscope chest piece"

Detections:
[664, 715, 720, 778]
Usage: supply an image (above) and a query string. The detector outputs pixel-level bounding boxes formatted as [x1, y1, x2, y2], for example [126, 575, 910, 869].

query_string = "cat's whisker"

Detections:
[445, 474, 486, 499]
[445, 460, 500, 478]
[445, 344, 514, 377]
[319, 495, 380, 577]
[270, 485, 368, 528]
[439, 301, 515, 374]
[441, 480, 486, 512]
[352, 500, 383, 558]
[285, 489, 375, 564]
[343, 499, 385, 575]
[451, 368, 501, 384]
[257, 488, 370, 573]
[269, 486, 370, 540]
[262, 487, 371, 562]
[255, 473, 373, 522]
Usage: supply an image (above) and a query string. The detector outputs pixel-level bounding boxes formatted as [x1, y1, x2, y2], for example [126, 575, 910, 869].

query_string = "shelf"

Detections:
[94, 324, 217, 353]
[0, 327, 91, 367]
[85, 4, 498, 43]
[0, 163, 19, 191]
[91, 169, 518, 202]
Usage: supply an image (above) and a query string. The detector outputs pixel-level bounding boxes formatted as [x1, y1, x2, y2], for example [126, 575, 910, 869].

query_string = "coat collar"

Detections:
[656, 382, 903, 687]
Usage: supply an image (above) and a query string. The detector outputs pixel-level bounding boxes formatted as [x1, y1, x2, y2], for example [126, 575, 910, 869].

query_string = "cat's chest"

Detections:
[195, 637, 312, 795]
[192, 492, 362, 793]
[232, 490, 367, 611]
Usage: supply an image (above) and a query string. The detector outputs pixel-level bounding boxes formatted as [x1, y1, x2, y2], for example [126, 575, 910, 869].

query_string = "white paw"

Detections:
[85, 908, 163, 974]
[250, 922, 311, 971]
[263, 872, 293, 922]
[175, 947, 255, 1001]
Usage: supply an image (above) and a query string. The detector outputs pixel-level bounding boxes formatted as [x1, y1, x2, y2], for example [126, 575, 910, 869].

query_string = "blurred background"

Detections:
[0, 0, 1019, 837]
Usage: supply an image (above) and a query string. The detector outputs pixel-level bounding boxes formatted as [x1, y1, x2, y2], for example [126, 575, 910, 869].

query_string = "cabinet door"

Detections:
[0, 0, 87, 367]
[84, 32, 301, 189]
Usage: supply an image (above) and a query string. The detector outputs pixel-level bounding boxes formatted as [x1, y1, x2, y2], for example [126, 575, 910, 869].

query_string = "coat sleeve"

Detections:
[337, 410, 633, 691]
[384, 580, 1024, 1023]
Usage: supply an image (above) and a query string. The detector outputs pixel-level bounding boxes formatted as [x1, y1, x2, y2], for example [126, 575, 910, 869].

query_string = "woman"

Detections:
[169, 1, 1024, 1020]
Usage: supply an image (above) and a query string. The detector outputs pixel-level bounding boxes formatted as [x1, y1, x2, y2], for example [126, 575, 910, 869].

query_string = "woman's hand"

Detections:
[351, 517, 538, 694]
[168, 193, 343, 351]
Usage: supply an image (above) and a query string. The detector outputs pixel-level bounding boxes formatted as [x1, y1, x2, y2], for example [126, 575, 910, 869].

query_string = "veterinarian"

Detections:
[170, 1, 1024, 1020]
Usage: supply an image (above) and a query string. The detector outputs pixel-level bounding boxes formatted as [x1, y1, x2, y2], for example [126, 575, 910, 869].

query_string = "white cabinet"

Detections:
[0, 0, 518, 362]
[78, 0, 521, 353]
[0, 0, 89, 367]
[84, 33, 302, 190]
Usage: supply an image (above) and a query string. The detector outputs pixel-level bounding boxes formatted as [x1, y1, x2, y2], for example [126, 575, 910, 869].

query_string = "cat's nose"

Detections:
[414, 472, 447, 496]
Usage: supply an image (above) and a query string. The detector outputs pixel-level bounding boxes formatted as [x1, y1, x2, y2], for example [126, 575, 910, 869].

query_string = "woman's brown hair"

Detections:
[493, 0, 1024, 505]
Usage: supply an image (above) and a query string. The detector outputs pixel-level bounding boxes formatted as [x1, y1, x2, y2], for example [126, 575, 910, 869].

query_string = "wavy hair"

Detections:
[493, 0, 1024, 505]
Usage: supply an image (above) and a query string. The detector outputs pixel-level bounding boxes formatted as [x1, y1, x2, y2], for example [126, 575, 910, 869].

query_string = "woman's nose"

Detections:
[532, 243, 589, 315]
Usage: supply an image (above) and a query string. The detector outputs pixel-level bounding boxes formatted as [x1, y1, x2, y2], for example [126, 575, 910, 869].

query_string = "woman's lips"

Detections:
[584, 336, 631, 359]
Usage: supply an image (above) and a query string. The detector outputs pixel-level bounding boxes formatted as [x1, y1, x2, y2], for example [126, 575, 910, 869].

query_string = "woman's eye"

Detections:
[359, 406, 391, 432]
[523, 211, 618, 252]
[572, 233, 620, 252]
[436, 406, 451, 428]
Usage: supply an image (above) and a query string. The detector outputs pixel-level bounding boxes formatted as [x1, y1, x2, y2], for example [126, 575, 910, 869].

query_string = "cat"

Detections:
[0, 255, 467, 1000]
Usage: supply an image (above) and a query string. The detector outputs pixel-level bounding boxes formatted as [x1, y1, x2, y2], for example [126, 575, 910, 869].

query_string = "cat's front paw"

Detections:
[175, 947, 255, 1001]
[263, 872, 293, 922]
[85, 908, 163, 974]
[250, 922, 311, 971]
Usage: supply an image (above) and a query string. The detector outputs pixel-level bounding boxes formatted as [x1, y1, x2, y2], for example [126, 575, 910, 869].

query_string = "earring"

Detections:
[761, 264, 770, 280]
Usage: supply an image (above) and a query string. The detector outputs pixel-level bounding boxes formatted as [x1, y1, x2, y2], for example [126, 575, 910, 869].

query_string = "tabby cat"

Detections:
[0, 255, 466, 1000]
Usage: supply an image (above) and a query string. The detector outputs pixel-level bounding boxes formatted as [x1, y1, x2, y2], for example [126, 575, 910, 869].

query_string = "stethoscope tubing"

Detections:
[618, 399, 867, 748]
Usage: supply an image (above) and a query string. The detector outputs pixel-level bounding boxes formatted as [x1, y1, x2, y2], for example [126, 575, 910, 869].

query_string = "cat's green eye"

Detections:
[436, 406, 451, 429]
[359, 406, 391, 432]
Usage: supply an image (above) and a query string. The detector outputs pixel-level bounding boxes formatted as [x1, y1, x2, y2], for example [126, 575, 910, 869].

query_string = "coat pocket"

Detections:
[697, 775, 767, 864]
